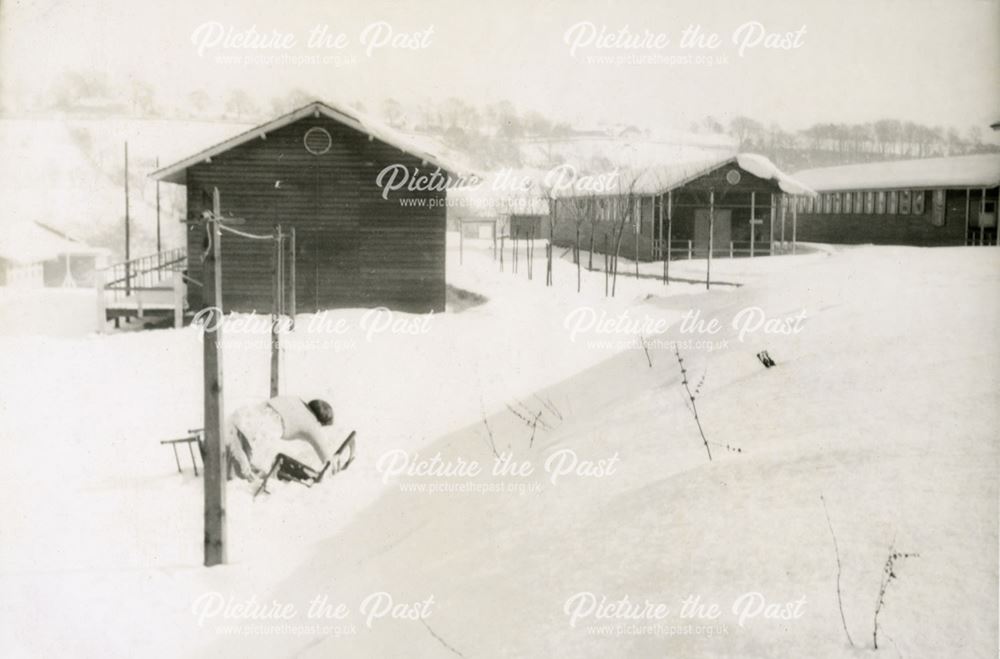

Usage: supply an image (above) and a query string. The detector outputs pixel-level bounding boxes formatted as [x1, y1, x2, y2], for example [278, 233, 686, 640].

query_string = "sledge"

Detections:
[254, 431, 356, 498]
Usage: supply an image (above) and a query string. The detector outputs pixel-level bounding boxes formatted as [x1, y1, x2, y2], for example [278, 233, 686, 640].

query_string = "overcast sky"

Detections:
[1, 0, 998, 132]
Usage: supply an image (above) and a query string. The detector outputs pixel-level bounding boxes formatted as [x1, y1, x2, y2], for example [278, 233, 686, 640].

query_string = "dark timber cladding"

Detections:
[550, 155, 804, 261]
[165, 103, 448, 313]
[790, 155, 1000, 247]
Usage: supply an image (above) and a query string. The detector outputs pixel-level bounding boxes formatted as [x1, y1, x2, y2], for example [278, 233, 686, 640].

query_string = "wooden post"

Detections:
[203, 187, 227, 567]
[687, 239, 692, 260]
[459, 221, 464, 265]
[749, 191, 756, 259]
[769, 193, 776, 255]
[707, 190, 714, 290]
[634, 199, 641, 280]
[780, 196, 787, 249]
[289, 228, 297, 327]
[173, 271, 184, 328]
[499, 234, 504, 272]
[729, 241, 734, 258]
[527, 227, 533, 280]
[657, 193, 664, 262]
[270, 225, 282, 398]
[136, 289, 144, 319]
[665, 190, 672, 284]
[155, 156, 162, 257]
[965, 188, 971, 245]
[547, 211, 554, 286]
[513, 230, 518, 274]
[124, 141, 131, 296]
[657, 194, 665, 282]
[603, 233, 609, 297]
[95, 269, 106, 333]
[792, 201, 798, 255]
[981, 188, 986, 245]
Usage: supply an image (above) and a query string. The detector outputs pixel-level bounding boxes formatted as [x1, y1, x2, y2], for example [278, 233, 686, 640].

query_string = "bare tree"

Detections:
[606, 171, 644, 297]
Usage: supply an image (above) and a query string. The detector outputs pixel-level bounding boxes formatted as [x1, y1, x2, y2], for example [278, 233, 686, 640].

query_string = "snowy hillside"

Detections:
[0, 116, 251, 256]
[0, 240, 997, 658]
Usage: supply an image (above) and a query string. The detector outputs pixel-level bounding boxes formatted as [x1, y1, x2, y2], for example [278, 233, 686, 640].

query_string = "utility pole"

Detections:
[124, 141, 131, 295]
[155, 156, 161, 257]
[203, 187, 227, 567]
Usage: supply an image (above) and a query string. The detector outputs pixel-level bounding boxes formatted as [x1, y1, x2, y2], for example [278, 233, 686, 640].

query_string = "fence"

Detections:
[656, 240, 774, 260]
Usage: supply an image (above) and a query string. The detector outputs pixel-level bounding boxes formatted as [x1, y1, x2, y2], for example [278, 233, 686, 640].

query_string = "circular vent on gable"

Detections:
[725, 169, 741, 185]
[303, 127, 332, 155]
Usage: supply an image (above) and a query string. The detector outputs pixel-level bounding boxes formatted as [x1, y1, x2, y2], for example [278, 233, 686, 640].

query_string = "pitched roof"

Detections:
[792, 153, 1000, 192]
[150, 101, 463, 184]
[0, 221, 106, 265]
[553, 153, 814, 198]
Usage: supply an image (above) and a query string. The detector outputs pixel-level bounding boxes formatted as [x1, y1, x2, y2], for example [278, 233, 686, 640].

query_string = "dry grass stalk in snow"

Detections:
[820, 494, 856, 648]
[872, 538, 919, 650]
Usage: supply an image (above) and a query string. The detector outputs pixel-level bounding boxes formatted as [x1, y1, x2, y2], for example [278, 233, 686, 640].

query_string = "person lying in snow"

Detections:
[225, 396, 355, 486]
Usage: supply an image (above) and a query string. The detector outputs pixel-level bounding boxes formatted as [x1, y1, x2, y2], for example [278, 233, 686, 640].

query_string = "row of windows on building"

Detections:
[794, 189, 946, 217]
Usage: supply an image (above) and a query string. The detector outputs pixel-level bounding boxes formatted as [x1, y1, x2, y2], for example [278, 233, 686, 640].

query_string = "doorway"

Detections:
[693, 209, 732, 257]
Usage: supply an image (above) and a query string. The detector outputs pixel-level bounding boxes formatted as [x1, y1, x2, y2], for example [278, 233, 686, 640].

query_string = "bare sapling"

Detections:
[872, 539, 919, 650]
[674, 346, 712, 461]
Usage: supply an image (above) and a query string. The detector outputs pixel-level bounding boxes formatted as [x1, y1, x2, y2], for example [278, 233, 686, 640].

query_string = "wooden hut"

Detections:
[551, 154, 811, 260]
[790, 154, 1000, 246]
[152, 101, 457, 313]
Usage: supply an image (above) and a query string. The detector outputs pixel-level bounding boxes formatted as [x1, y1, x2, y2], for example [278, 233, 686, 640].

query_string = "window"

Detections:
[865, 191, 875, 214]
[888, 191, 898, 214]
[899, 190, 911, 214]
[824, 193, 833, 213]
[876, 191, 886, 214]
[912, 190, 925, 215]
[833, 193, 842, 213]
[844, 192, 852, 213]
[808, 196, 815, 213]
[931, 189, 946, 227]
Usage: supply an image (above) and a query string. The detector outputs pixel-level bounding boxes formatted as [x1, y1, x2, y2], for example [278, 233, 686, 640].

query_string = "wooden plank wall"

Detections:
[550, 163, 780, 260]
[185, 115, 446, 313]
[792, 188, 975, 246]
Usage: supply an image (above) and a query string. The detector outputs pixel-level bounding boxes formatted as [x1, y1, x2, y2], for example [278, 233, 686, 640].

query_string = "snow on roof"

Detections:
[0, 221, 106, 265]
[150, 101, 467, 184]
[793, 153, 1000, 192]
[554, 153, 814, 198]
[449, 168, 552, 218]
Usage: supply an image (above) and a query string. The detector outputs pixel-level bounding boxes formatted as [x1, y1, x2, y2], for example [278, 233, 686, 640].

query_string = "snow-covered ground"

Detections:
[0, 237, 997, 658]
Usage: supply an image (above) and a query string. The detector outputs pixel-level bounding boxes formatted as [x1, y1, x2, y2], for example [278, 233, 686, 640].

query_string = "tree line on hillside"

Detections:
[695, 115, 997, 171]
[7, 70, 997, 172]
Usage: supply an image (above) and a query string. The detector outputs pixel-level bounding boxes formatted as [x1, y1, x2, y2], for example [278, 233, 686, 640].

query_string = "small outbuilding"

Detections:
[0, 222, 109, 288]
[152, 101, 459, 313]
